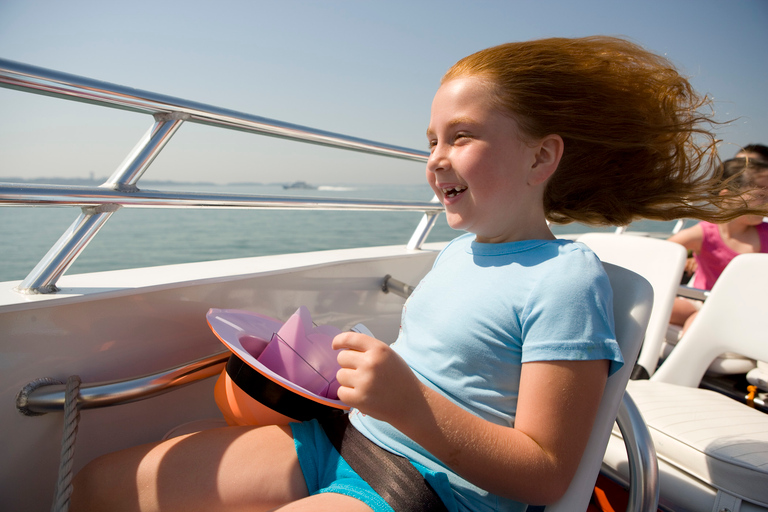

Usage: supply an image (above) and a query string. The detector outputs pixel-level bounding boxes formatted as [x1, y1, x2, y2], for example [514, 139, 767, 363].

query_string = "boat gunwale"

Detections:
[0, 242, 446, 311]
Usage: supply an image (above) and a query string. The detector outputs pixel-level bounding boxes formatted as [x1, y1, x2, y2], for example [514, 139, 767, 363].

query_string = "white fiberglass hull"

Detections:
[0, 243, 443, 512]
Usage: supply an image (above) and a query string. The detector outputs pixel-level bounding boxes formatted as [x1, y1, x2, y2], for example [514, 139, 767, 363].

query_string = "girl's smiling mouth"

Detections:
[442, 186, 467, 198]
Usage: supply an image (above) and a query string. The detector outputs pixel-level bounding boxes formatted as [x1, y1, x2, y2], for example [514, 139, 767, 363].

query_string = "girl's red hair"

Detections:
[444, 36, 765, 225]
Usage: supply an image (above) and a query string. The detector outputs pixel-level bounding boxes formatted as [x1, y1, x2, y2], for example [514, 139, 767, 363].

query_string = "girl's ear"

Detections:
[528, 134, 564, 187]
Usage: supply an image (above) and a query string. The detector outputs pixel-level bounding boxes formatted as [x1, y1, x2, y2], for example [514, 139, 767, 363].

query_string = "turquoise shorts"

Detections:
[290, 419, 455, 512]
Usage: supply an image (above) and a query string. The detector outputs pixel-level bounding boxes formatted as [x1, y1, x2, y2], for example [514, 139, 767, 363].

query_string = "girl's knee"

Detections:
[70, 453, 137, 511]
[670, 298, 697, 326]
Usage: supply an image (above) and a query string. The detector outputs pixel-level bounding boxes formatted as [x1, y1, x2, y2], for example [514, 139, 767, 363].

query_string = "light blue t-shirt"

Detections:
[350, 233, 622, 512]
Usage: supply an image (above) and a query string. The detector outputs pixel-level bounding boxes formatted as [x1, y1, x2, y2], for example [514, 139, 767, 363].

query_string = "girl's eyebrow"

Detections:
[426, 116, 479, 136]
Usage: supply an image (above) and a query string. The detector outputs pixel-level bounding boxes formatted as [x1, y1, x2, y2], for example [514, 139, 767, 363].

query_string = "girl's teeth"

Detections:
[443, 186, 467, 198]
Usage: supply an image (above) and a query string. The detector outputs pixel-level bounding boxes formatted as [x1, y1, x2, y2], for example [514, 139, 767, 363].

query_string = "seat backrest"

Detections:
[577, 233, 686, 377]
[651, 253, 768, 387]
[546, 262, 653, 511]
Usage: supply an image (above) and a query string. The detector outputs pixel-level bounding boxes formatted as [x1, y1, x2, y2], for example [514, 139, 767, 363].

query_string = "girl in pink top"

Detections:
[669, 157, 768, 331]
[692, 220, 768, 290]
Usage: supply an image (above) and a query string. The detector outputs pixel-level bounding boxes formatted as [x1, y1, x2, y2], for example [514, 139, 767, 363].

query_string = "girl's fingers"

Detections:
[335, 367, 355, 387]
[336, 347, 361, 369]
[334, 333, 371, 371]
[332, 331, 373, 351]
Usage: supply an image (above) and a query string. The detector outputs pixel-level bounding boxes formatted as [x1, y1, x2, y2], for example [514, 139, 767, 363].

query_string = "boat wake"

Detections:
[318, 186, 355, 191]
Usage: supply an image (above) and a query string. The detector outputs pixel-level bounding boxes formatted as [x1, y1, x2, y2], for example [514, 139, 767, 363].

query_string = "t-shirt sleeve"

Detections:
[520, 247, 624, 376]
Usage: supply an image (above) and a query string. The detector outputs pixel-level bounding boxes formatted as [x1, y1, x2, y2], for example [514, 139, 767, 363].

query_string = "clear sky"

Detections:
[1, 0, 766, 185]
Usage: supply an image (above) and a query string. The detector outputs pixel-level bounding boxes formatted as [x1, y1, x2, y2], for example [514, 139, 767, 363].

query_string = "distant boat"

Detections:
[283, 181, 317, 190]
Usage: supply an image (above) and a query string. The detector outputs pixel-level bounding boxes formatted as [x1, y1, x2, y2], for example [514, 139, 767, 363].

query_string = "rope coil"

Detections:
[15, 375, 82, 512]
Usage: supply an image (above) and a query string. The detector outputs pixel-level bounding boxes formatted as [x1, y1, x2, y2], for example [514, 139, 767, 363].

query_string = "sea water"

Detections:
[0, 182, 677, 283]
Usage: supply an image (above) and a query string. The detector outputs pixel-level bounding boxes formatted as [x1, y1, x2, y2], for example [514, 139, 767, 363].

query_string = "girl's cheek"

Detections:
[426, 170, 438, 188]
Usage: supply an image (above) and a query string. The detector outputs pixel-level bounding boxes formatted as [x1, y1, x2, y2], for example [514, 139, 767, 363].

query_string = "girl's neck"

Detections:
[474, 219, 555, 244]
[718, 220, 762, 253]
[721, 217, 758, 236]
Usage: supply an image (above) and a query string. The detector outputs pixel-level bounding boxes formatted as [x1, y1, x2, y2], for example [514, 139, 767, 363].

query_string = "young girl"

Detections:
[71, 37, 768, 512]
[668, 157, 768, 332]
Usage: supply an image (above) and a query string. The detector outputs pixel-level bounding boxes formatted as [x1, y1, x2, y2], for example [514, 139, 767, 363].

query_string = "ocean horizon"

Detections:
[0, 175, 409, 188]
[0, 182, 677, 283]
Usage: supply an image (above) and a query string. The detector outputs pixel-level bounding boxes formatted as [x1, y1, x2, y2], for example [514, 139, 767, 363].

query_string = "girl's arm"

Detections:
[333, 333, 608, 505]
[667, 223, 704, 253]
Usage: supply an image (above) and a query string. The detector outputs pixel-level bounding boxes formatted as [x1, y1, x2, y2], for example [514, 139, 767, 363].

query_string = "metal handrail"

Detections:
[0, 183, 442, 212]
[16, 351, 231, 415]
[0, 58, 429, 163]
[0, 58, 438, 293]
[676, 285, 709, 302]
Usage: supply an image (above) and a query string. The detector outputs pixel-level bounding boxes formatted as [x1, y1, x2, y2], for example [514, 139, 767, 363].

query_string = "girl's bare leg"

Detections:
[669, 297, 699, 327]
[272, 493, 374, 512]
[71, 425, 308, 512]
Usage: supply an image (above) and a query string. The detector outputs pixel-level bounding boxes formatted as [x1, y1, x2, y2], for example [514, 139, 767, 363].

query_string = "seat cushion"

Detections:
[663, 324, 757, 375]
[625, 380, 768, 506]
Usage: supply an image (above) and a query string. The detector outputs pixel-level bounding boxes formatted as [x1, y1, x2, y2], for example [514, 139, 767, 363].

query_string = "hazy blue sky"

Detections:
[1, 0, 766, 185]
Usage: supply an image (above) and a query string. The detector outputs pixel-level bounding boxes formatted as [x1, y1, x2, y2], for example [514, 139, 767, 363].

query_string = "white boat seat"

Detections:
[576, 233, 687, 378]
[606, 380, 768, 509]
[663, 324, 757, 376]
[604, 254, 768, 511]
[746, 361, 768, 392]
[545, 263, 653, 511]
[652, 253, 768, 387]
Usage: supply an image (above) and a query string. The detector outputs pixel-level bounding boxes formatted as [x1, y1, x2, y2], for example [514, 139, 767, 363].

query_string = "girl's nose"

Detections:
[427, 144, 449, 173]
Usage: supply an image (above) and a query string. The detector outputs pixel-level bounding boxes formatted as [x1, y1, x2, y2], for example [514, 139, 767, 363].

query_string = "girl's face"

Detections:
[426, 77, 553, 243]
[740, 171, 768, 226]
[726, 170, 768, 227]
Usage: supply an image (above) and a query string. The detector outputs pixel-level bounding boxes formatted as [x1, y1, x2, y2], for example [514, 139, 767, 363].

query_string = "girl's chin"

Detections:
[444, 217, 466, 231]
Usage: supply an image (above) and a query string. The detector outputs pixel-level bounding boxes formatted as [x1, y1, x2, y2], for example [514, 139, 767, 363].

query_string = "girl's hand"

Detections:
[333, 332, 422, 422]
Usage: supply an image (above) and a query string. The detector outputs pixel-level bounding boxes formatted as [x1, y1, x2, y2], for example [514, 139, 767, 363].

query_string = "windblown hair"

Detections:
[719, 157, 768, 193]
[443, 36, 767, 225]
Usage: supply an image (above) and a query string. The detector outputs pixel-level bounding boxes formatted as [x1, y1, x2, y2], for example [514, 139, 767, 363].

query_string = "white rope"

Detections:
[50, 375, 81, 512]
[15, 377, 63, 416]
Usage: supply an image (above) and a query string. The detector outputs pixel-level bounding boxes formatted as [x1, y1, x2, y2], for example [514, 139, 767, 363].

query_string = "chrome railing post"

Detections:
[14, 114, 186, 294]
[15, 205, 119, 294]
[671, 219, 687, 234]
[406, 196, 443, 250]
[104, 112, 189, 190]
[406, 211, 441, 250]
[616, 392, 660, 512]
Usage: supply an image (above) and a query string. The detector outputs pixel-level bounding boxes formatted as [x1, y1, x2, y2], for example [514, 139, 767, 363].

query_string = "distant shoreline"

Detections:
[0, 176, 252, 187]
[0, 177, 428, 188]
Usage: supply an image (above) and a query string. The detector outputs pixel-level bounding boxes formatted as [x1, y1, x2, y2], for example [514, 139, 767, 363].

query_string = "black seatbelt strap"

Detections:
[319, 414, 449, 512]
